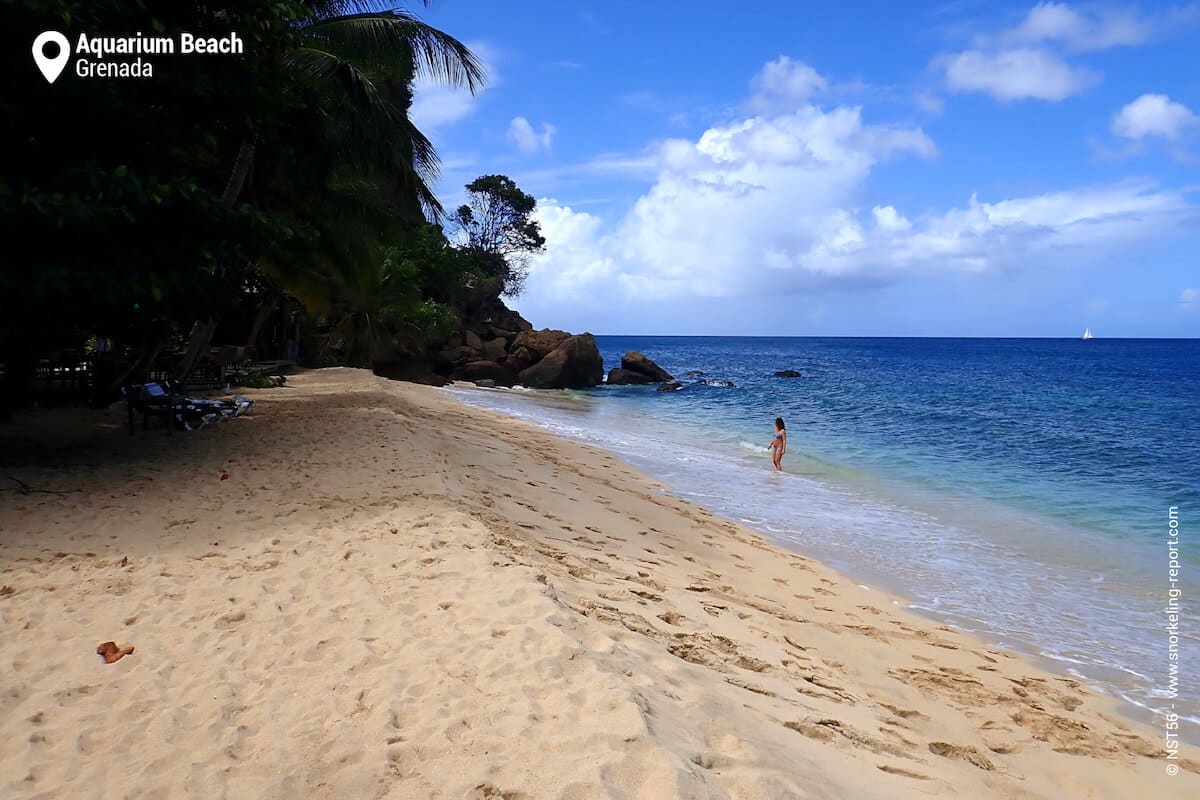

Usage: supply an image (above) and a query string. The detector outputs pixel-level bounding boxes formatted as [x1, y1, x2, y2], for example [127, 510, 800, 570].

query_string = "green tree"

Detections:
[284, 226, 470, 367]
[0, 0, 308, 413]
[450, 175, 547, 297]
[175, 0, 486, 379]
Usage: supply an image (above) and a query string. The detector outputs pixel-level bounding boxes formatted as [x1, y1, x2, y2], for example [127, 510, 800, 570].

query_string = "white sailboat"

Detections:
[1082, 327, 1094, 340]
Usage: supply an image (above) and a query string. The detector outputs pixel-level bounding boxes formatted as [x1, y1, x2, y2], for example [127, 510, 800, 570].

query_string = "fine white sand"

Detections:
[1, 368, 1194, 799]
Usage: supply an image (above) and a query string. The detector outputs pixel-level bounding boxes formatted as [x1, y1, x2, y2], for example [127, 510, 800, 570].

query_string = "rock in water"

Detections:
[620, 351, 673, 383]
[656, 381, 684, 392]
[607, 367, 656, 385]
[685, 370, 705, 377]
[512, 328, 572, 358]
[452, 360, 517, 387]
[518, 334, 604, 389]
[698, 379, 736, 388]
[774, 370, 802, 378]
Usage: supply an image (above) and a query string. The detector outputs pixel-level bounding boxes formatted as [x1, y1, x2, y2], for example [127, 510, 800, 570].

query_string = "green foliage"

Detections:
[450, 175, 547, 296]
[227, 363, 287, 388]
[0, 0, 487, 408]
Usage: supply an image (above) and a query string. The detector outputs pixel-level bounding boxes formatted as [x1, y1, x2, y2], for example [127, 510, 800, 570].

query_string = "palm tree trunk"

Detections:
[222, 131, 257, 206]
[173, 319, 219, 383]
[175, 130, 258, 383]
[243, 294, 278, 353]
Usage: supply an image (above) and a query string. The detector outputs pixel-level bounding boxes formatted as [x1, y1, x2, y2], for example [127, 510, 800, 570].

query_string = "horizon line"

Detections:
[581, 334, 1199, 340]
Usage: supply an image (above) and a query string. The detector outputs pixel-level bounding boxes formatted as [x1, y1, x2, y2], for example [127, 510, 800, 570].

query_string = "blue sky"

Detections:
[412, 1, 1199, 336]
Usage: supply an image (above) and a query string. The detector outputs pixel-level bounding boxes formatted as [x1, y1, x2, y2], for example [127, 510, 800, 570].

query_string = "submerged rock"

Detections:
[684, 370, 705, 377]
[518, 333, 604, 389]
[774, 370, 802, 378]
[656, 381, 684, 392]
[698, 379, 736, 388]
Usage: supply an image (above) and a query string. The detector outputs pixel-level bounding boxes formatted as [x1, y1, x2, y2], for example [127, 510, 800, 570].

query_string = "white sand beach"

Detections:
[1, 368, 1194, 799]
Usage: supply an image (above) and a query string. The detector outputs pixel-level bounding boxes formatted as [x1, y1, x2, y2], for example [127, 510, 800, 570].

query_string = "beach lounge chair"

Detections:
[122, 382, 185, 435]
[122, 382, 253, 434]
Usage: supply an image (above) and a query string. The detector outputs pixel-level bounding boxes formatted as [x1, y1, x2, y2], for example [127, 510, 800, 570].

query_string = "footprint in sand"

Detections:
[928, 741, 995, 771]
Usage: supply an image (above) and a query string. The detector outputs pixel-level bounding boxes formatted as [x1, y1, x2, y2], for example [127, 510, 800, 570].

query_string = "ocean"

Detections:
[448, 336, 1199, 733]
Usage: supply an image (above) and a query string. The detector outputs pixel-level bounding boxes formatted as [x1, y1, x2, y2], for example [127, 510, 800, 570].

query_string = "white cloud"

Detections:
[1112, 94, 1198, 140]
[1180, 288, 1200, 310]
[507, 117, 557, 154]
[749, 57, 828, 111]
[410, 41, 497, 132]
[998, 2, 1154, 51]
[519, 59, 1192, 311]
[915, 90, 945, 115]
[872, 205, 912, 232]
[934, 4, 1198, 104]
[991, 2, 1200, 53]
[939, 47, 1098, 101]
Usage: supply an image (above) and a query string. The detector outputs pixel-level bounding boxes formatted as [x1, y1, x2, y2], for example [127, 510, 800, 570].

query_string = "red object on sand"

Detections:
[96, 641, 135, 664]
[219, 472, 229, 481]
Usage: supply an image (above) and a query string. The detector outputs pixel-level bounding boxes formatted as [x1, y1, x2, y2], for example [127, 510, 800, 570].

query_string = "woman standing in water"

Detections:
[768, 417, 786, 471]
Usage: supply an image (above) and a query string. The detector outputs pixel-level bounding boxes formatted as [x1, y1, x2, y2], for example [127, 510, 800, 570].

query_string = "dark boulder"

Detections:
[487, 326, 517, 344]
[656, 381, 684, 392]
[518, 334, 604, 389]
[489, 307, 534, 333]
[452, 360, 517, 387]
[698, 379, 736, 388]
[473, 379, 497, 388]
[373, 362, 450, 386]
[774, 370, 802, 378]
[437, 344, 479, 366]
[503, 345, 539, 374]
[513, 328, 572, 358]
[607, 367, 656, 385]
[620, 351, 673, 383]
[481, 337, 508, 362]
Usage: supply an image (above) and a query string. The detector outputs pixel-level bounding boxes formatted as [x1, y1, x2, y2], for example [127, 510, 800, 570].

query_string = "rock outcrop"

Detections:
[774, 370, 802, 378]
[518, 334, 604, 389]
[425, 301, 668, 393]
[513, 329, 572, 358]
[606, 367, 655, 386]
[480, 337, 507, 362]
[617, 351, 673, 383]
[452, 360, 517, 387]
[502, 346, 539, 374]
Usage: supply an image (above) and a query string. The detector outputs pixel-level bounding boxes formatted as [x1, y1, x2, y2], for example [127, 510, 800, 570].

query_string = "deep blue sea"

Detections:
[449, 337, 1199, 731]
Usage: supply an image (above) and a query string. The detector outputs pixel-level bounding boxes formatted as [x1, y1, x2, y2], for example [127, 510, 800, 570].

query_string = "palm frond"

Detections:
[301, 12, 484, 91]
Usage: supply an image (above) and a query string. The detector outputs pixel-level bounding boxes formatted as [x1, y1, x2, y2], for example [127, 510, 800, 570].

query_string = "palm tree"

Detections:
[224, 1, 484, 214]
[179, 1, 484, 379]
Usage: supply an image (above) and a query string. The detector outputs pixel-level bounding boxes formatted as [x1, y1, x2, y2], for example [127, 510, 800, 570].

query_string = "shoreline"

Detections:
[448, 379, 1194, 738]
[1, 368, 1194, 798]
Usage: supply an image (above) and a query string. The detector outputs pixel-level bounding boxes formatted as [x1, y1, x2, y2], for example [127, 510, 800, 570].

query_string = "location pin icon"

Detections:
[32, 31, 70, 84]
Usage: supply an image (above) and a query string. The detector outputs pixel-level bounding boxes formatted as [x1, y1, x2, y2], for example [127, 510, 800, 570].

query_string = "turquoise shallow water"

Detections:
[448, 336, 1199, 735]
